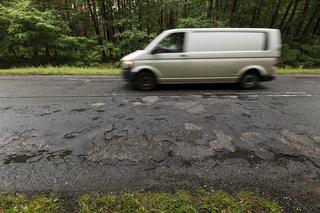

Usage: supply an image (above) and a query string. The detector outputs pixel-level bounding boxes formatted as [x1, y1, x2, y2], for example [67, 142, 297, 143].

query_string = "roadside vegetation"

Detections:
[0, 67, 319, 76]
[277, 68, 320, 74]
[0, 190, 281, 213]
[0, 194, 62, 213]
[0, 66, 120, 76]
[0, 0, 319, 69]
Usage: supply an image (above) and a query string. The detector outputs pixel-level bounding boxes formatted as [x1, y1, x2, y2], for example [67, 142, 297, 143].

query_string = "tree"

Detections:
[270, 0, 282, 28]
[279, 0, 294, 29]
[1, 0, 320, 68]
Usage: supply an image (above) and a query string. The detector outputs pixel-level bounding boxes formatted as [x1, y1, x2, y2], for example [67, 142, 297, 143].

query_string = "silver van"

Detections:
[121, 28, 281, 90]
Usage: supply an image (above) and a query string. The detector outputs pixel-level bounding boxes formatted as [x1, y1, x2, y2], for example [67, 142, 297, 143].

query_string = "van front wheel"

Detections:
[240, 72, 259, 89]
[134, 71, 157, 91]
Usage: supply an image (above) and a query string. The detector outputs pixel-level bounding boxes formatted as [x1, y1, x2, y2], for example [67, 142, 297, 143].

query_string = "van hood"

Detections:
[121, 50, 147, 61]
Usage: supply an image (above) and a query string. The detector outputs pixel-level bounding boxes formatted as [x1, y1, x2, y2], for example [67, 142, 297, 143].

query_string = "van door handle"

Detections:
[180, 54, 188, 57]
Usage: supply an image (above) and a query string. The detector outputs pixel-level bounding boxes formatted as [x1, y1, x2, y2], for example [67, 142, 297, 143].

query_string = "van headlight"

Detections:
[122, 60, 134, 69]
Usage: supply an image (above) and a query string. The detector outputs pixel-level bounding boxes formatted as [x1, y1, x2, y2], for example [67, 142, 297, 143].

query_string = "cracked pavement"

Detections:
[0, 75, 320, 211]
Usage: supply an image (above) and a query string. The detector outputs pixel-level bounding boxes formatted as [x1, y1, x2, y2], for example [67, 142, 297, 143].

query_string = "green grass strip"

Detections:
[0, 66, 121, 76]
[0, 190, 282, 212]
[276, 68, 320, 74]
[0, 194, 62, 213]
[0, 67, 319, 76]
[79, 190, 281, 213]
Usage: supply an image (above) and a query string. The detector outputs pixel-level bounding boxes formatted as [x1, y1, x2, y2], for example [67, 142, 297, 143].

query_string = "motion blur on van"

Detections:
[121, 28, 281, 90]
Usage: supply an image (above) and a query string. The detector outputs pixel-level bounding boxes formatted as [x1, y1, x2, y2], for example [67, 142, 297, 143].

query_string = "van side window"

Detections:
[156, 32, 185, 53]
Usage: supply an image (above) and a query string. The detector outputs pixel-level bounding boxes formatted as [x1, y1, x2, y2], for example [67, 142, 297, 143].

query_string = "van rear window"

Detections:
[188, 32, 267, 52]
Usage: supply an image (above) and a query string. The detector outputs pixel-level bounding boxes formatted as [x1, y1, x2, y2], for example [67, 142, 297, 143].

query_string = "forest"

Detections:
[0, 0, 319, 68]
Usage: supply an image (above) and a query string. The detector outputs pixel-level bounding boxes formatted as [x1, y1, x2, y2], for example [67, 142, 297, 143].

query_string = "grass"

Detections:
[276, 68, 320, 74]
[0, 66, 319, 76]
[0, 66, 121, 76]
[0, 194, 62, 213]
[80, 190, 281, 212]
[0, 66, 320, 76]
[0, 190, 281, 212]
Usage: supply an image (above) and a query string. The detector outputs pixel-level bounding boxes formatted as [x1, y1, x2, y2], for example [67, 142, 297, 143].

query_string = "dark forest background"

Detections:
[0, 0, 319, 68]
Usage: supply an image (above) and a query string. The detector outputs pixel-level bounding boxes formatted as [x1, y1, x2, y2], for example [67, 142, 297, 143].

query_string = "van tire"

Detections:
[240, 72, 259, 89]
[134, 71, 157, 91]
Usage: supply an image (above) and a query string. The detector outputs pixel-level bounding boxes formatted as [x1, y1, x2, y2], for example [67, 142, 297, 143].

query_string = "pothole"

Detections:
[279, 129, 320, 158]
[209, 131, 235, 152]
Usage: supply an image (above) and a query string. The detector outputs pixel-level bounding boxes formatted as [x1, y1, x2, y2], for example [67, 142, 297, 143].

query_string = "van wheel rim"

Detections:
[242, 75, 257, 88]
[140, 76, 152, 87]
[137, 73, 155, 89]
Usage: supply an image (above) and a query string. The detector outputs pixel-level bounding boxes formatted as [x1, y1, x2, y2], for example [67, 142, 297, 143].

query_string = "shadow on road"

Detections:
[124, 83, 269, 92]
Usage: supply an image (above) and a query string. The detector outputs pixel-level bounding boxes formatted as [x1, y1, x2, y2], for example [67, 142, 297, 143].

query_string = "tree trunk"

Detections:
[169, 9, 176, 29]
[184, 0, 189, 18]
[116, 0, 124, 32]
[215, 0, 219, 25]
[45, 46, 50, 58]
[229, 0, 238, 26]
[300, 3, 320, 40]
[159, 0, 164, 32]
[283, 0, 301, 37]
[116, 0, 121, 13]
[251, 0, 264, 27]
[279, 0, 294, 29]
[250, 3, 258, 27]
[313, 16, 320, 34]
[99, 0, 109, 41]
[99, 0, 114, 42]
[86, 0, 106, 62]
[108, 1, 115, 40]
[294, 0, 311, 39]
[33, 49, 39, 64]
[207, 0, 214, 20]
[269, 0, 282, 28]
[137, 0, 143, 30]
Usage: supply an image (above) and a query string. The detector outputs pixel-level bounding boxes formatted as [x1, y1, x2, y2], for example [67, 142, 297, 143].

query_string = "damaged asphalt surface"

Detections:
[0, 75, 320, 211]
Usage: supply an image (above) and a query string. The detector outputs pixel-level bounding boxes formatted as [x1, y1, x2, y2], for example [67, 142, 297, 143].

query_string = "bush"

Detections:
[116, 29, 156, 56]
[282, 37, 320, 68]
[177, 17, 210, 28]
[0, 0, 100, 68]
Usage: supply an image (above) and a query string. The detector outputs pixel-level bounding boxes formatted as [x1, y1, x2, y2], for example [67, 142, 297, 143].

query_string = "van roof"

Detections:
[164, 28, 279, 33]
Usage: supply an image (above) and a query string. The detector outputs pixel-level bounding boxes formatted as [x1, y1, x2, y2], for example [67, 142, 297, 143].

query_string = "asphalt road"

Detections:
[0, 75, 320, 211]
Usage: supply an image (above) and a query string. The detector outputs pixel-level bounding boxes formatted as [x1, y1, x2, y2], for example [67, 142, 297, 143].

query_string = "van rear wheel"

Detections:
[134, 71, 157, 91]
[240, 72, 259, 89]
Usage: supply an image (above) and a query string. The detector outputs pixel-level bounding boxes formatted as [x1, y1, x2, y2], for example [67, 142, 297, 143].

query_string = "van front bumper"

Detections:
[122, 69, 135, 82]
[260, 74, 275, 82]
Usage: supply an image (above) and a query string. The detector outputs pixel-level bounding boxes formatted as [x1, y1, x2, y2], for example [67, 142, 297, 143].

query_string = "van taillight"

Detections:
[273, 58, 281, 68]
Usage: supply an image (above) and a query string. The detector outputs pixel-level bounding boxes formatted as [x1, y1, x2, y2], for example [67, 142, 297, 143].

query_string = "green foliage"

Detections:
[282, 37, 320, 68]
[1, 0, 320, 68]
[277, 68, 320, 74]
[177, 17, 210, 28]
[0, 66, 121, 76]
[0, 194, 62, 213]
[80, 193, 117, 213]
[2, 0, 65, 55]
[116, 29, 156, 56]
[24, 196, 61, 213]
[0, 194, 26, 213]
[79, 190, 281, 213]
[0, 0, 97, 68]
[0, 67, 318, 76]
